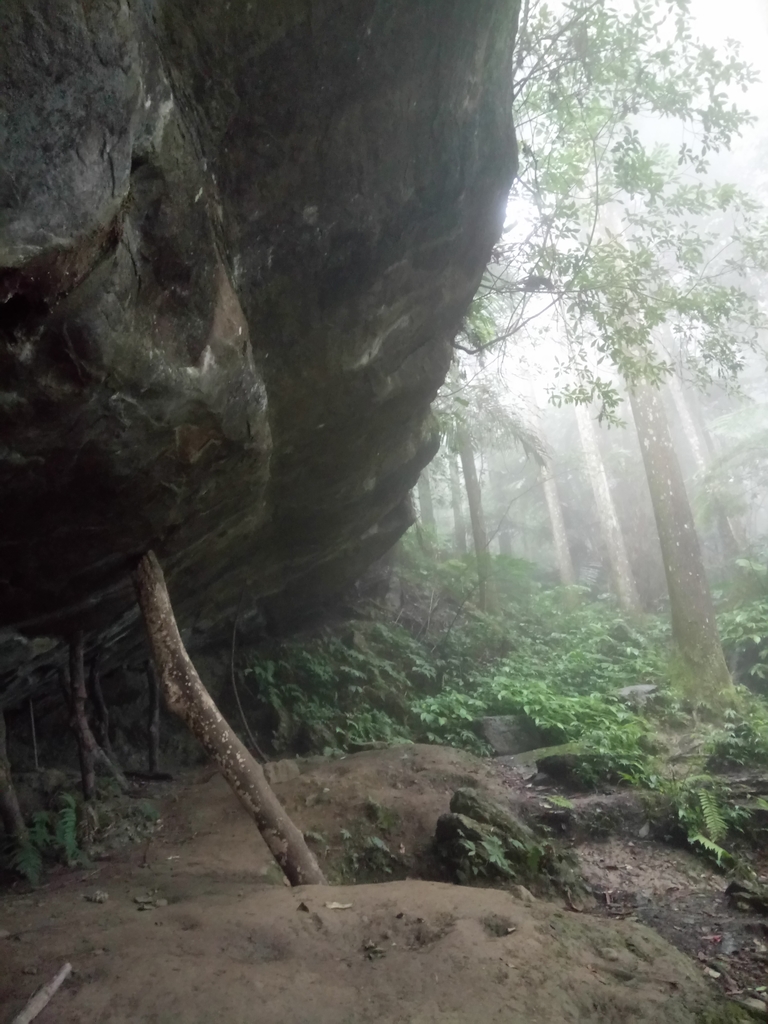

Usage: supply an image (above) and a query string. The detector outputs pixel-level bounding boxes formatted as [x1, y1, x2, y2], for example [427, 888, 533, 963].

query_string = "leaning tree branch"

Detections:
[133, 552, 326, 886]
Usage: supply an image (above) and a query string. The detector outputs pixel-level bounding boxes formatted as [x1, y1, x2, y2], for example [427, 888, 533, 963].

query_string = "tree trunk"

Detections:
[540, 462, 576, 586]
[574, 403, 641, 613]
[29, 698, 39, 771]
[417, 469, 437, 535]
[666, 371, 742, 559]
[133, 551, 326, 886]
[0, 711, 27, 839]
[628, 382, 733, 701]
[66, 635, 96, 801]
[146, 661, 161, 774]
[449, 456, 468, 555]
[65, 637, 128, 798]
[457, 426, 492, 612]
[88, 651, 114, 761]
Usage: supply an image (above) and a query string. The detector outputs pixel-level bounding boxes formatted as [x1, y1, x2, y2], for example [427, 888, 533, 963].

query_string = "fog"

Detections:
[418, 0, 768, 608]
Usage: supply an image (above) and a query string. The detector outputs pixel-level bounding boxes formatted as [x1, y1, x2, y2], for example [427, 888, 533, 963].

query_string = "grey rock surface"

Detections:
[479, 715, 548, 757]
[0, 0, 519, 700]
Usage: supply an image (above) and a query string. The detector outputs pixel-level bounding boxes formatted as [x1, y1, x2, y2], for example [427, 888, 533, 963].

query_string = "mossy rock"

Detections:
[449, 787, 537, 846]
[436, 788, 588, 899]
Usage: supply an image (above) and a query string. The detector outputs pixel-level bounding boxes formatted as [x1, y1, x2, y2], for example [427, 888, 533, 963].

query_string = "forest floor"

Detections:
[495, 754, 768, 1002]
[0, 745, 763, 1023]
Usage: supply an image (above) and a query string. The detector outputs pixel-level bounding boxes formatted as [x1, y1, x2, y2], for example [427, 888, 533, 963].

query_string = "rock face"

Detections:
[478, 714, 550, 756]
[0, 0, 519, 699]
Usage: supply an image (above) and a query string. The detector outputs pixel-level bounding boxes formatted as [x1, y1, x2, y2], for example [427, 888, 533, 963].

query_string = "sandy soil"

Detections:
[0, 746, 754, 1023]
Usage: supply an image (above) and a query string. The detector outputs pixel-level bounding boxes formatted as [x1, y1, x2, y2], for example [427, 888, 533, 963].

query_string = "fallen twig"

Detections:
[11, 962, 72, 1024]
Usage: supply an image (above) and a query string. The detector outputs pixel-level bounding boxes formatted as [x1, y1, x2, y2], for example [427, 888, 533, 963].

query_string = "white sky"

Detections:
[690, 0, 768, 144]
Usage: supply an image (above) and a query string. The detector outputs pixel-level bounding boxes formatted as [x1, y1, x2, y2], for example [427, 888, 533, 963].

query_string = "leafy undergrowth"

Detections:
[246, 584, 671, 761]
[2, 780, 161, 886]
[238, 547, 768, 873]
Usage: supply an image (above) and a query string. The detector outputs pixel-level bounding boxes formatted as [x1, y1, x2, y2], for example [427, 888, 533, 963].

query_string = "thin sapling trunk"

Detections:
[0, 711, 27, 839]
[146, 661, 161, 775]
[133, 552, 326, 886]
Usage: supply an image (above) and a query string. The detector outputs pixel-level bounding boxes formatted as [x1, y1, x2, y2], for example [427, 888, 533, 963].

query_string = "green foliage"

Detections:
[245, 577, 673, 787]
[706, 697, 768, 768]
[364, 798, 399, 833]
[245, 630, 413, 753]
[650, 772, 750, 866]
[54, 793, 80, 865]
[481, 0, 768, 416]
[718, 597, 768, 683]
[413, 595, 669, 781]
[3, 792, 85, 885]
[337, 829, 401, 881]
[6, 839, 43, 886]
[688, 833, 730, 867]
[698, 789, 728, 845]
[413, 691, 490, 755]
[136, 799, 160, 823]
[545, 795, 574, 809]
[458, 834, 515, 880]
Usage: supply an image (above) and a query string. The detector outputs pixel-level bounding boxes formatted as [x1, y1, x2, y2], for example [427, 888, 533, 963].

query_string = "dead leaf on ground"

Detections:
[325, 902, 353, 910]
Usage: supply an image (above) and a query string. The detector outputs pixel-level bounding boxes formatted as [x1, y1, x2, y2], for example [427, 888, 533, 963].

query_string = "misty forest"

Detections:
[3, 1, 768, 1022]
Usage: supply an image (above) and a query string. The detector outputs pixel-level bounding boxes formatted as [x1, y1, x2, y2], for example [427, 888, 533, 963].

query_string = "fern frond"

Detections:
[8, 840, 44, 885]
[689, 833, 730, 866]
[28, 810, 53, 850]
[55, 793, 80, 865]
[699, 790, 727, 843]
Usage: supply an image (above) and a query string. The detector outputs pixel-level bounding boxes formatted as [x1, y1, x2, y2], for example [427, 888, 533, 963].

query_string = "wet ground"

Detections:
[497, 755, 768, 1007]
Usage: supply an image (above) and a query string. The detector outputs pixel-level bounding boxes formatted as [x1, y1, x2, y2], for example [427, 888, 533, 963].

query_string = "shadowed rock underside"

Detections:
[0, 0, 518, 701]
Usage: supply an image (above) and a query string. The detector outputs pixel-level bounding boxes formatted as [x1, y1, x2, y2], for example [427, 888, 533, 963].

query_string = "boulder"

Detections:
[263, 759, 301, 786]
[536, 752, 590, 788]
[0, 0, 520, 699]
[436, 787, 587, 896]
[726, 879, 768, 915]
[477, 714, 548, 756]
[449, 786, 538, 847]
[614, 684, 658, 705]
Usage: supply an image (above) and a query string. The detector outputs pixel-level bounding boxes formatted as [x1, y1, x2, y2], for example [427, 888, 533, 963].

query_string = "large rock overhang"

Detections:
[0, 0, 519, 701]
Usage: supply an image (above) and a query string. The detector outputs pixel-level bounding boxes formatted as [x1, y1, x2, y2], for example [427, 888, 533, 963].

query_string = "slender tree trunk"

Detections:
[628, 383, 733, 701]
[0, 711, 27, 839]
[133, 552, 326, 886]
[666, 372, 707, 472]
[64, 637, 128, 798]
[67, 635, 97, 801]
[88, 650, 115, 761]
[449, 457, 468, 555]
[29, 698, 39, 771]
[524, 379, 577, 588]
[457, 426, 492, 612]
[574, 403, 641, 613]
[146, 661, 161, 774]
[417, 469, 437, 535]
[540, 462, 576, 586]
[688, 392, 749, 550]
[666, 372, 742, 559]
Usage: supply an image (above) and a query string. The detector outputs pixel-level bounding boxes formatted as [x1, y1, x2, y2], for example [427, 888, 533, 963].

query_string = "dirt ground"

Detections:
[0, 745, 760, 1023]
[495, 753, 768, 1002]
